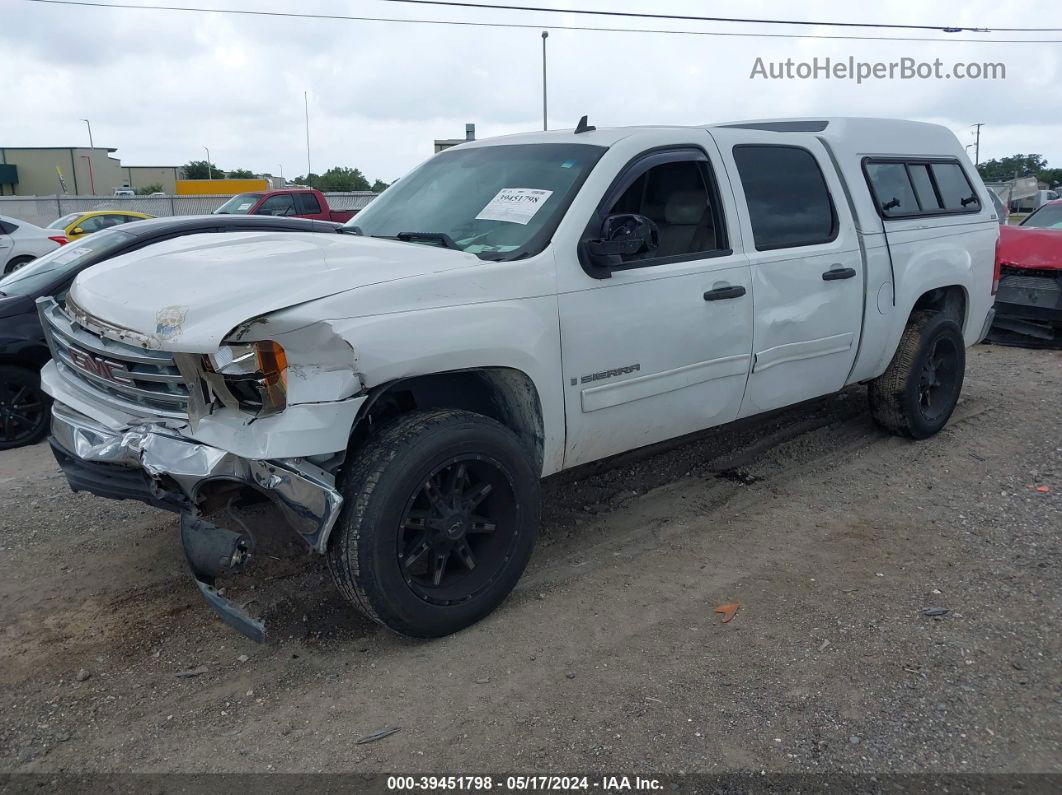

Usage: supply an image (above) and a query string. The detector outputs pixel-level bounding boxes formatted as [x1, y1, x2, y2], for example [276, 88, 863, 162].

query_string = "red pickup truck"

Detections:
[212, 188, 357, 222]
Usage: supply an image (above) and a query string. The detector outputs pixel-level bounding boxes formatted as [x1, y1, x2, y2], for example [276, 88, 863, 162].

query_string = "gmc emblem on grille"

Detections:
[67, 348, 134, 385]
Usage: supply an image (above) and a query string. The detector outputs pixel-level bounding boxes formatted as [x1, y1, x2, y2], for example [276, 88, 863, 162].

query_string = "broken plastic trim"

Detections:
[181, 513, 265, 643]
[49, 402, 344, 552]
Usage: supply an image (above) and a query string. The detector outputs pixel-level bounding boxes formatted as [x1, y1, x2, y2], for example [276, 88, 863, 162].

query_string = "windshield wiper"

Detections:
[337, 225, 363, 235]
[395, 231, 461, 250]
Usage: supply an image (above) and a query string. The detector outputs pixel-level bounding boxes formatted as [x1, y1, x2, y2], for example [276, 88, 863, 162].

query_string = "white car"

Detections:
[0, 215, 67, 274]
[40, 117, 998, 642]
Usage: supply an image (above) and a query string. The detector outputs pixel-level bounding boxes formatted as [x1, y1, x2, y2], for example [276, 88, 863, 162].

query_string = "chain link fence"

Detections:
[0, 192, 379, 228]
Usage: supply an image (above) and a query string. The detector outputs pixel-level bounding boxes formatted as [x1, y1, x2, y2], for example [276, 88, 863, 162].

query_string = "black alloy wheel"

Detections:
[0, 367, 50, 450]
[917, 334, 961, 424]
[397, 455, 519, 606]
[328, 409, 540, 638]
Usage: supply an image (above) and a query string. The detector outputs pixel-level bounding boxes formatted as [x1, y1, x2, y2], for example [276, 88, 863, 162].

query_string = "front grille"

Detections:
[38, 298, 190, 418]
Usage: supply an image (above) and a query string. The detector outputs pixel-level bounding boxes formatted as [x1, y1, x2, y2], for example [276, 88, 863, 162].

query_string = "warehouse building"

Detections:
[0, 146, 180, 196]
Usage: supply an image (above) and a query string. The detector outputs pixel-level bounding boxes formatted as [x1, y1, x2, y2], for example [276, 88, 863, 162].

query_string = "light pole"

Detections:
[80, 118, 94, 150]
[80, 155, 96, 195]
[541, 31, 548, 131]
[971, 123, 984, 167]
[203, 145, 212, 180]
[304, 91, 312, 178]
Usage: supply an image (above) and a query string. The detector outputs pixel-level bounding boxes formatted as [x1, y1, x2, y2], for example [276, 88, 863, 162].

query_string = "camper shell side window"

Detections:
[862, 157, 981, 220]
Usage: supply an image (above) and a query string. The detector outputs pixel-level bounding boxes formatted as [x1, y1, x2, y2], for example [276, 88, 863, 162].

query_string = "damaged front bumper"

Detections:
[49, 402, 345, 641]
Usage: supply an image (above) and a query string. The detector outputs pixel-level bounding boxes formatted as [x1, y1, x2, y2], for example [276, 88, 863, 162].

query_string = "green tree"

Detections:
[318, 167, 371, 192]
[976, 154, 1048, 182]
[227, 168, 256, 179]
[135, 183, 164, 195]
[370, 179, 390, 193]
[182, 160, 224, 180]
[293, 167, 374, 191]
[1040, 168, 1062, 188]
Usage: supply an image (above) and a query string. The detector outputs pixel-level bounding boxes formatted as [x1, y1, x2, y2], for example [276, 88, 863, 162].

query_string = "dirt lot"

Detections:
[1, 344, 1059, 777]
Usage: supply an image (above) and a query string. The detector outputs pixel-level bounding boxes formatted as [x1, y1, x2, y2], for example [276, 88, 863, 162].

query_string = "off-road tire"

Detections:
[327, 409, 540, 638]
[0, 366, 50, 450]
[868, 311, 966, 439]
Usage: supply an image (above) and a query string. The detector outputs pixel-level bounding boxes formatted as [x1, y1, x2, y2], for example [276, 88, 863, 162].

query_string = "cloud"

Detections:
[2, 0, 1061, 182]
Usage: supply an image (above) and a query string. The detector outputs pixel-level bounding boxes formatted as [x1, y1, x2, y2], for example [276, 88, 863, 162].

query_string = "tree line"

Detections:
[181, 160, 389, 192]
[977, 154, 1062, 188]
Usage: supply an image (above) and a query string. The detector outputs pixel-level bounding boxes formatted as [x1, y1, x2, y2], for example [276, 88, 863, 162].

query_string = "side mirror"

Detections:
[585, 213, 659, 268]
[71, 227, 84, 235]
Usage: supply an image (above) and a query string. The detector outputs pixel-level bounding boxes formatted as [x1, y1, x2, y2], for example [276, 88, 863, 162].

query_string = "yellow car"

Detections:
[48, 210, 153, 240]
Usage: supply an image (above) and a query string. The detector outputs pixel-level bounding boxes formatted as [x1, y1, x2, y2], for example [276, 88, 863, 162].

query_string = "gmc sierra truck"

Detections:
[38, 117, 999, 642]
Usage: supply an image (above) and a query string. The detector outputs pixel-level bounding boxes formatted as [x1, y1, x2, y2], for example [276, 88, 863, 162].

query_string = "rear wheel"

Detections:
[4, 256, 35, 274]
[0, 366, 50, 450]
[868, 311, 966, 439]
[327, 409, 539, 638]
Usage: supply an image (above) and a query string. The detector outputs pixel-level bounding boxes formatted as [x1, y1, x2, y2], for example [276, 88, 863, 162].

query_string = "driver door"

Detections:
[557, 146, 754, 467]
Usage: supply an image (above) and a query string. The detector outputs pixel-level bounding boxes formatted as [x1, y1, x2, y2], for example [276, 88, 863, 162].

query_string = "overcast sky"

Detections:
[3, 0, 1061, 183]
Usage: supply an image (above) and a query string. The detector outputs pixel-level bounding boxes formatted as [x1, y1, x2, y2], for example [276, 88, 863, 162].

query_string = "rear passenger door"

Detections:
[294, 191, 324, 218]
[710, 129, 865, 416]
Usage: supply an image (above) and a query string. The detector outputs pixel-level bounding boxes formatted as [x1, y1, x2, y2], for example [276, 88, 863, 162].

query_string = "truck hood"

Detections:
[998, 224, 1062, 271]
[69, 231, 479, 351]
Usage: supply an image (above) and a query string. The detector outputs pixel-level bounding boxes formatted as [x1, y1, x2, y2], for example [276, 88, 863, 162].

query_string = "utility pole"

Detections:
[80, 119, 94, 150]
[304, 91, 312, 178]
[541, 31, 549, 131]
[203, 145, 212, 180]
[972, 123, 984, 167]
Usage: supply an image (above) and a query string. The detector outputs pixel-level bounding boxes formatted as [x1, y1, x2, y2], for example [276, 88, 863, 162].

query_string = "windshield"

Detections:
[1021, 203, 1062, 230]
[0, 229, 134, 296]
[213, 193, 263, 215]
[345, 143, 606, 260]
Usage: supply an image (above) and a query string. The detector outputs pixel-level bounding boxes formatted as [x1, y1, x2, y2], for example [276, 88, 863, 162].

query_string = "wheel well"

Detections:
[4, 255, 35, 273]
[0, 348, 51, 371]
[913, 285, 967, 331]
[352, 368, 545, 474]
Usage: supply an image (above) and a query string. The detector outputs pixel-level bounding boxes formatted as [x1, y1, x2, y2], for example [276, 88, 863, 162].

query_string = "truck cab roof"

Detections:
[456, 117, 968, 161]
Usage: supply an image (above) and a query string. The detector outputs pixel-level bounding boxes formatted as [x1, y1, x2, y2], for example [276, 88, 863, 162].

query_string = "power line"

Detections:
[20, 0, 1062, 42]
[379, 0, 1062, 34]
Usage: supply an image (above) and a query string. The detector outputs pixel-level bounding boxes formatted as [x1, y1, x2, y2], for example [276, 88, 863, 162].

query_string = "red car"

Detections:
[991, 199, 1062, 346]
[212, 188, 357, 222]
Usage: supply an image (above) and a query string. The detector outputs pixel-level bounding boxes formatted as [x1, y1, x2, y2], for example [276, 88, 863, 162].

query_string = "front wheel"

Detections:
[327, 409, 540, 638]
[0, 366, 51, 450]
[868, 311, 966, 439]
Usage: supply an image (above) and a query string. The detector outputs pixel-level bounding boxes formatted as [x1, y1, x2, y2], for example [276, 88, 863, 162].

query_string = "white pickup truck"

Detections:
[39, 117, 999, 641]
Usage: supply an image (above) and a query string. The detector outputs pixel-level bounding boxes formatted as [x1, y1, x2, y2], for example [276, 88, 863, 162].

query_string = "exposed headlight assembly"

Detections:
[203, 341, 288, 416]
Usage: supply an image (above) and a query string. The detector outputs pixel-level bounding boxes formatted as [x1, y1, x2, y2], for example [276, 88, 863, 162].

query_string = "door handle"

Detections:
[703, 285, 746, 301]
[822, 267, 857, 281]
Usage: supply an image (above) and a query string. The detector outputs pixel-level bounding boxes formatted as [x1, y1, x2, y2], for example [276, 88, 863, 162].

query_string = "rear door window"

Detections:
[733, 145, 837, 250]
[295, 192, 322, 214]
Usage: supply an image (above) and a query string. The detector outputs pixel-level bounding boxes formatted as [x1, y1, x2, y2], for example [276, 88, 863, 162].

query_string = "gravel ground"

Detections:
[0, 343, 1059, 779]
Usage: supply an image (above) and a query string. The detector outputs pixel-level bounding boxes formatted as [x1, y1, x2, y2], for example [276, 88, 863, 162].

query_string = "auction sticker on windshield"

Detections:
[475, 188, 554, 225]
